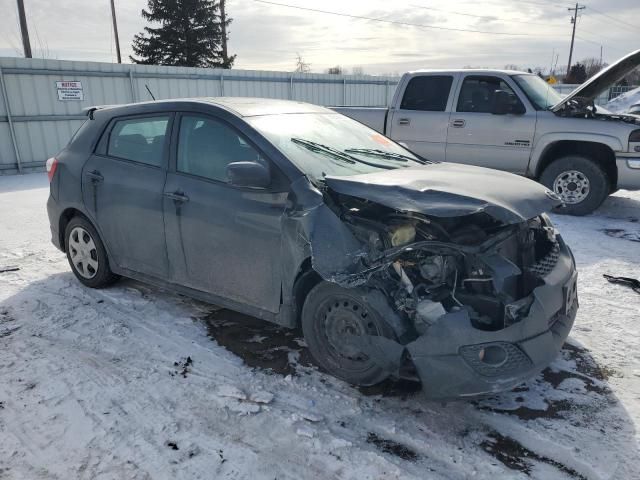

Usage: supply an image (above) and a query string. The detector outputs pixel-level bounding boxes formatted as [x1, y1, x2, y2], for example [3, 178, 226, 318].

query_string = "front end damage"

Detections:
[307, 176, 578, 399]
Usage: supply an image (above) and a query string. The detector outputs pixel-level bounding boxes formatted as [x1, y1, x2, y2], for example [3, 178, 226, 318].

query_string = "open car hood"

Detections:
[551, 49, 640, 113]
[324, 163, 561, 224]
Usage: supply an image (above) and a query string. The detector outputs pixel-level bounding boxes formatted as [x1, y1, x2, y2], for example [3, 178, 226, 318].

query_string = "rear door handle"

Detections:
[451, 119, 466, 128]
[85, 170, 103, 183]
[164, 191, 190, 203]
[398, 118, 410, 126]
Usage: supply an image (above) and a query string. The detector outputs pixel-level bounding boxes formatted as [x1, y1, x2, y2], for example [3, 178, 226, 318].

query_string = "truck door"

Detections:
[387, 74, 457, 162]
[445, 74, 536, 174]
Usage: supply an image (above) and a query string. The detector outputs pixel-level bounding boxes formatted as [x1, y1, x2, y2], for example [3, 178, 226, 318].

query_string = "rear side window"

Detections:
[177, 115, 264, 183]
[456, 76, 523, 113]
[107, 116, 170, 166]
[400, 76, 453, 111]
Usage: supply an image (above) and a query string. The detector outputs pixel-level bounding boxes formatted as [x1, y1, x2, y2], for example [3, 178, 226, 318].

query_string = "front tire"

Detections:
[539, 155, 609, 216]
[301, 282, 395, 386]
[65, 216, 119, 288]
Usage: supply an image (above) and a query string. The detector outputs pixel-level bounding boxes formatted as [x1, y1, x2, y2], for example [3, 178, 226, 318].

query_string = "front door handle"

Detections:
[451, 119, 466, 128]
[164, 191, 190, 203]
[398, 118, 411, 126]
[85, 170, 103, 183]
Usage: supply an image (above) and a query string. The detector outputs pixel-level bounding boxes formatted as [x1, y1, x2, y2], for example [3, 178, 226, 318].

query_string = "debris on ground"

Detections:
[603, 274, 640, 294]
[0, 266, 19, 273]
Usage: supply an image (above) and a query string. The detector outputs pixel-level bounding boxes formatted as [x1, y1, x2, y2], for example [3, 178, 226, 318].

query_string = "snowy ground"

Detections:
[1, 173, 639, 480]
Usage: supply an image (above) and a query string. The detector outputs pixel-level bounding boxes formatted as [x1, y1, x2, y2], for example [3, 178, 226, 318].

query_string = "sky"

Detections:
[0, 0, 638, 75]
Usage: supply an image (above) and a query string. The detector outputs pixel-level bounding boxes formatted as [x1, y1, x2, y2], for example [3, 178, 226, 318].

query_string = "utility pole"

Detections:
[110, 0, 122, 63]
[566, 3, 585, 82]
[220, 0, 229, 65]
[16, 0, 32, 58]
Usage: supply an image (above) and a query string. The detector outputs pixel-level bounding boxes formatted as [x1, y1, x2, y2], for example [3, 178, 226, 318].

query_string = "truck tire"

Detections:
[65, 216, 120, 288]
[539, 155, 609, 216]
[301, 282, 395, 386]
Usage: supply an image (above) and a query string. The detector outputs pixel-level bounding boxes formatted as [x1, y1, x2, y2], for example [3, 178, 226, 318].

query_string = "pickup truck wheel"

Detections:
[540, 155, 609, 216]
[301, 282, 395, 386]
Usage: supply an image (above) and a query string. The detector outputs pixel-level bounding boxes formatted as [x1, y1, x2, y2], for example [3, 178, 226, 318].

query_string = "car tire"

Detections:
[539, 155, 609, 216]
[301, 281, 396, 386]
[65, 216, 119, 288]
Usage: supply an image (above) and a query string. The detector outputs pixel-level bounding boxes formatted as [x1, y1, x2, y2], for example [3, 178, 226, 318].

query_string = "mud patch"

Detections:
[600, 228, 640, 242]
[358, 378, 422, 399]
[366, 432, 418, 462]
[481, 431, 586, 479]
[203, 309, 313, 376]
[563, 343, 619, 382]
[170, 357, 193, 378]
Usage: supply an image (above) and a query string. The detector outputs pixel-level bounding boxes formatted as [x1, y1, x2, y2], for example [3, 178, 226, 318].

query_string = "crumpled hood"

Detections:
[324, 163, 561, 224]
[551, 48, 640, 112]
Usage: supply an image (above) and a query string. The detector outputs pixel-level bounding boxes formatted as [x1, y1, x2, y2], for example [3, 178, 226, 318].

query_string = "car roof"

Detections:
[406, 69, 528, 76]
[91, 97, 332, 118]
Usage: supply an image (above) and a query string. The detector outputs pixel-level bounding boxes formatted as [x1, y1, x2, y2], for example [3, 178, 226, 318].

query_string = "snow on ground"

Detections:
[605, 86, 640, 114]
[1, 173, 639, 480]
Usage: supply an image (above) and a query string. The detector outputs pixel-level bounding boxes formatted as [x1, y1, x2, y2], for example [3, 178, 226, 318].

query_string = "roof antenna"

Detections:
[145, 84, 156, 101]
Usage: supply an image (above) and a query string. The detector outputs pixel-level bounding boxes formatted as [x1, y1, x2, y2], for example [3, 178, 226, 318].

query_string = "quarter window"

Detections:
[107, 116, 170, 166]
[177, 115, 264, 183]
[456, 76, 524, 113]
[400, 75, 453, 112]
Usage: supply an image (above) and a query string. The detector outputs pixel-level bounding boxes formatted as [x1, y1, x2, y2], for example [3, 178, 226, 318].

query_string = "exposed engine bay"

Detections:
[328, 192, 561, 336]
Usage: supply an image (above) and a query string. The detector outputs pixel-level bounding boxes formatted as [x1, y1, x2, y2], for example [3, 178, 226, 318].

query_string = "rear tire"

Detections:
[301, 282, 395, 386]
[65, 216, 119, 288]
[539, 155, 609, 216]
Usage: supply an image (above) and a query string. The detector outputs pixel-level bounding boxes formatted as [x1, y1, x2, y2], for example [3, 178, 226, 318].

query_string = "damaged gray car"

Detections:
[47, 97, 578, 399]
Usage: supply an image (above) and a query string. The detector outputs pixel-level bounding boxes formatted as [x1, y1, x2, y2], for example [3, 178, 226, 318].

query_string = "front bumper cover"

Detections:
[405, 236, 577, 399]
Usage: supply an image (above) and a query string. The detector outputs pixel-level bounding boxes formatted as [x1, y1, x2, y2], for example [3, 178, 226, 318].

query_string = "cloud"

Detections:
[0, 0, 637, 74]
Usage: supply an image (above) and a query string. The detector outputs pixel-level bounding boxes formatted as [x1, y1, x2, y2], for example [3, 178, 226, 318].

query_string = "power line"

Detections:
[253, 0, 558, 37]
[587, 5, 638, 33]
[410, 3, 566, 28]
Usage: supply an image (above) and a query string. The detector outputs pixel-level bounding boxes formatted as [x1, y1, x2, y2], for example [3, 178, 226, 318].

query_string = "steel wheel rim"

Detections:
[318, 295, 380, 371]
[552, 170, 591, 204]
[68, 226, 99, 279]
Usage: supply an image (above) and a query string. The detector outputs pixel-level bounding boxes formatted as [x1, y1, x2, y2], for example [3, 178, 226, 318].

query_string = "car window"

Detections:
[177, 115, 264, 183]
[456, 76, 524, 113]
[400, 76, 453, 111]
[107, 116, 170, 166]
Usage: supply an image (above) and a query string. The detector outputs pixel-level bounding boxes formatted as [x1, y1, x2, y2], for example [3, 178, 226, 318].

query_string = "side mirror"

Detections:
[227, 161, 271, 188]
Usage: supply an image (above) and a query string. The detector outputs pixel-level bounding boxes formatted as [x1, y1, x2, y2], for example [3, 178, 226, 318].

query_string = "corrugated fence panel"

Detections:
[0, 57, 402, 173]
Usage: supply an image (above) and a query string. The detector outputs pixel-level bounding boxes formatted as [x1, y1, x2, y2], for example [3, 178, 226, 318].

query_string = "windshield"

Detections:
[247, 113, 427, 181]
[512, 74, 564, 110]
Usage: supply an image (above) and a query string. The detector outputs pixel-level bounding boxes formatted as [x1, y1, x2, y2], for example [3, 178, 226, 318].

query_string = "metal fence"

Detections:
[0, 56, 637, 175]
[0, 57, 398, 174]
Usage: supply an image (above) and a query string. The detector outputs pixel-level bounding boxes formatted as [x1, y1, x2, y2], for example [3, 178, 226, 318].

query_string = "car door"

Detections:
[163, 113, 287, 313]
[387, 74, 458, 162]
[445, 74, 536, 174]
[82, 113, 172, 278]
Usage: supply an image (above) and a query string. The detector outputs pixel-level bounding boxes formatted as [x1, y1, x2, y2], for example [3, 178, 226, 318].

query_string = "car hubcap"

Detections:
[552, 170, 590, 204]
[68, 226, 99, 279]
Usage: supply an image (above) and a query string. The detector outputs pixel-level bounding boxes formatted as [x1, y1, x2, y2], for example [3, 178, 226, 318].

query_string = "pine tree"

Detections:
[130, 0, 235, 68]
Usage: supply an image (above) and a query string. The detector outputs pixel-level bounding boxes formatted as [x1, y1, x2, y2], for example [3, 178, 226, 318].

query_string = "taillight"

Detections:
[46, 157, 58, 182]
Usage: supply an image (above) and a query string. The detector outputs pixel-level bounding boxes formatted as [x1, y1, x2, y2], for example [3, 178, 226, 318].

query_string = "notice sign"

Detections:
[56, 81, 84, 101]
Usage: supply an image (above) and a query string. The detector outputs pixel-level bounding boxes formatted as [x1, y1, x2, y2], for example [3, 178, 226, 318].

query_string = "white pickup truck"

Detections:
[334, 50, 640, 215]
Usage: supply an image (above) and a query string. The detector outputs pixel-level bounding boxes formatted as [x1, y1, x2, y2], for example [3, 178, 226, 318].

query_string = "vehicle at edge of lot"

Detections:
[46, 97, 578, 399]
[333, 49, 640, 216]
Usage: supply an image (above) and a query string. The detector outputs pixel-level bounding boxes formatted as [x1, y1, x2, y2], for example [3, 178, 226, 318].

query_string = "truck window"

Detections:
[400, 76, 453, 112]
[456, 76, 524, 113]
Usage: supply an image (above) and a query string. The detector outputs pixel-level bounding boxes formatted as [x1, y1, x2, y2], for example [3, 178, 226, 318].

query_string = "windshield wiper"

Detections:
[291, 138, 394, 170]
[344, 148, 428, 164]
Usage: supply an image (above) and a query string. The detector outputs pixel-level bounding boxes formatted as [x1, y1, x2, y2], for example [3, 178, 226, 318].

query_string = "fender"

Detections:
[528, 132, 623, 177]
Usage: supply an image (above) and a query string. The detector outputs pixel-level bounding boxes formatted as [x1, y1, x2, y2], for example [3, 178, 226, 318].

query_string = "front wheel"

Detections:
[539, 155, 609, 216]
[301, 282, 396, 386]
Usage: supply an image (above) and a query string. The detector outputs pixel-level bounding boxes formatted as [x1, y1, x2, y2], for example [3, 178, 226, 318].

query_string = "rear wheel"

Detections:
[65, 216, 119, 288]
[539, 155, 609, 216]
[301, 282, 395, 386]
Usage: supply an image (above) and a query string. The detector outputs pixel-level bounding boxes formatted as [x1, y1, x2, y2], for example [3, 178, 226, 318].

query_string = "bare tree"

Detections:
[504, 64, 520, 71]
[294, 53, 311, 73]
[326, 65, 342, 75]
[351, 66, 364, 76]
[580, 57, 607, 79]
